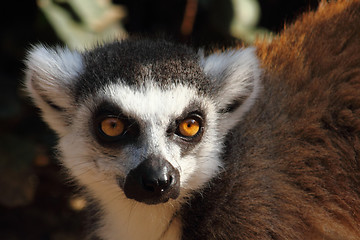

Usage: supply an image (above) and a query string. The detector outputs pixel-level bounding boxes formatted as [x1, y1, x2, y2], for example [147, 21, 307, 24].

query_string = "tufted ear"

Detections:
[24, 45, 84, 136]
[200, 47, 262, 132]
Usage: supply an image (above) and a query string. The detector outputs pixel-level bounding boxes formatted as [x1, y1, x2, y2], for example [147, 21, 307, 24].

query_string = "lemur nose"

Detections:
[123, 156, 180, 205]
[142, 172, 173, 193]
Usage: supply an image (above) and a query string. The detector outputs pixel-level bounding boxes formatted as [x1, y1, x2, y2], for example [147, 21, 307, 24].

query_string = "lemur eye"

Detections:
[178, 118, 200, 137]
[100, 118, 125, 137]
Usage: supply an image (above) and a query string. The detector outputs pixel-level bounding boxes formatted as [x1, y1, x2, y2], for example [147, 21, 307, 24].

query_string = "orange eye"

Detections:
[100, 118, 124, 137]
[178, 118, 200, 137]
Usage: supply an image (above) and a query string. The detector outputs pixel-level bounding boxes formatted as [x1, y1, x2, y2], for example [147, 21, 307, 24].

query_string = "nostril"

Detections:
[141, 174, 173, 193]
[142, 177, 157, 192]
[159, 175, 173, 188]
[158, 175, 173, 191]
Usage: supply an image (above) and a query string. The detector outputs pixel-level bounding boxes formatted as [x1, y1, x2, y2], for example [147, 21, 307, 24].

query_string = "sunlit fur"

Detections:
[25, 45, 84, 136]
[182, 1, 360, 239]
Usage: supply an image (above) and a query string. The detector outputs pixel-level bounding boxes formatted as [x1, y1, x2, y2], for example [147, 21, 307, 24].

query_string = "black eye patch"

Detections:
[166, 104, 206, 156]
[91, 101, 140, 146]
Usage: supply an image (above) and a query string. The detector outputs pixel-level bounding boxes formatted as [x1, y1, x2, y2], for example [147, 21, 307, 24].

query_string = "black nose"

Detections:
[142, 171, 172, 193]
[123, 156, 180, 204]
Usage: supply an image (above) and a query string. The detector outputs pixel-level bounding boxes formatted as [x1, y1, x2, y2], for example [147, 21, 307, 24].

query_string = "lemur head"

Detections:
[25, 39, 260, 205]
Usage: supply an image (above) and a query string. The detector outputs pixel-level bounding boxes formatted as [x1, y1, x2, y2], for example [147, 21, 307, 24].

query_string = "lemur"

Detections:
[25, 0, 360, 239]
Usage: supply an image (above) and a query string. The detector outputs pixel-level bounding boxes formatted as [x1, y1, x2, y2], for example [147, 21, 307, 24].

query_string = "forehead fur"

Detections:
[75, 39, 210, 101]
[102, 82, 203, 123]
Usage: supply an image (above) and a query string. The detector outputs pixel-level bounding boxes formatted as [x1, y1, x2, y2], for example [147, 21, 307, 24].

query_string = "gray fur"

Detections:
[75, 39, 211, 102]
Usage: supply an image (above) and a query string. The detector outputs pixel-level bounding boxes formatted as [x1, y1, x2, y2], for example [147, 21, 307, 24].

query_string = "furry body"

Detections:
[25, 1, 360, 239]
[182, 1, 360, 239]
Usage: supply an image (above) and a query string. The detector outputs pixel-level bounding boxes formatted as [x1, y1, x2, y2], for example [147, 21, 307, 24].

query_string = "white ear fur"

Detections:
[200, 47, 262, 132]
[24, 45, 84, 136]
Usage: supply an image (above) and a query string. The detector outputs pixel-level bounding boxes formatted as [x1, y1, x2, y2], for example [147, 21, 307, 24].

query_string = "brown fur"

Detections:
[181, 1, 360, 239]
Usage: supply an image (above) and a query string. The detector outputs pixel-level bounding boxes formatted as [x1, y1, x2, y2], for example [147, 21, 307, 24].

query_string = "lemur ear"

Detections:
[24, 45, 84, 136]
[200, 47, 261, 132]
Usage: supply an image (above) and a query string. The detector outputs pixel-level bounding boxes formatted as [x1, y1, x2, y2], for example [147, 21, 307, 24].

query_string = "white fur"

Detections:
[200, 47, 262, 132]
[25, 45, 84, 136]
[59, 135, 182, 240]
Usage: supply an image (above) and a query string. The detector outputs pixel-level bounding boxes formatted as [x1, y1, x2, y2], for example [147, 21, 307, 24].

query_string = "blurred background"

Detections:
[0, 0, 318, 239]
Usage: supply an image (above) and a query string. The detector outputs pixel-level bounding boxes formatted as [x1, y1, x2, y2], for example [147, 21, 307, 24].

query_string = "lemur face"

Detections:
[25, 39, 261, 205]
[66, 82, 220, 204]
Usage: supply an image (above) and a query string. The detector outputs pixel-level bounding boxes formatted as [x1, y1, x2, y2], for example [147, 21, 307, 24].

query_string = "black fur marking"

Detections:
[167, 102, 206, 157]
[74, 39, 211, 102]
[43, 96, 65, 112]
[219, 95, 248, 113]
[90, 100, 140, 147]
[83, 197, 103, 240]
[31, 76, 65, 111]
